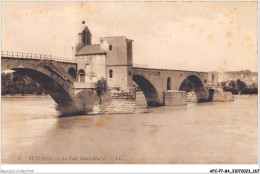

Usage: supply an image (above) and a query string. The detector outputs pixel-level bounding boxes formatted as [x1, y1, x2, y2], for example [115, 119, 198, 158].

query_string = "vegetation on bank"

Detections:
[96, 78, 107, 98]
[1, 72, 46, 95]
[1, 72, 108, 98]
[219, 79, 258, 95]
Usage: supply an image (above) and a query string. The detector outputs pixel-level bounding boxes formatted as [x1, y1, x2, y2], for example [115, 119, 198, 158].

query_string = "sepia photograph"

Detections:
[1, 0, 259, 172]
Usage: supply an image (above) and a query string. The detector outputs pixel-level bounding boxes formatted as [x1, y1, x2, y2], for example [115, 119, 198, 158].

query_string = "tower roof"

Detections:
[75, 44, 106, 56]
[79, 26, 92, 36]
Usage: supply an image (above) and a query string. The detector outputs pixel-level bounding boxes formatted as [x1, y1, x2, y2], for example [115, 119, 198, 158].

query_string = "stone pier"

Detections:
[163, 90, 187, 106]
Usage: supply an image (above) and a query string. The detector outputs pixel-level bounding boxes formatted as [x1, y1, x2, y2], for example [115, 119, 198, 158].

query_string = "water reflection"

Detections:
[1, 95, 258, 164]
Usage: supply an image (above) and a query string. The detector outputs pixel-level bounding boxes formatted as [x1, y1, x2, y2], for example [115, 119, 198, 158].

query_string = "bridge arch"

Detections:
[179, 75, 208, 102]
[133, 74, 161, 106]
[1, 57, 85, 115]
[3, 67, 80, 115]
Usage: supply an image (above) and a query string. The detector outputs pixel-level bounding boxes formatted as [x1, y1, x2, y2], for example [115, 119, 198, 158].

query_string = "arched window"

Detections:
[167, 77, 171, 90]
[79, 69, 85, 82]
[109, 69, 113, 78]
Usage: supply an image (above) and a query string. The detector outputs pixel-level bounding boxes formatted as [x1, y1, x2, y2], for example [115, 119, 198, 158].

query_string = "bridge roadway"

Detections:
[1, 51, 213, 115]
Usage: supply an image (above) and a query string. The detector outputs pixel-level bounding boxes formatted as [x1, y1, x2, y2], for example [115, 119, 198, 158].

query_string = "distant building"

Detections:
[74, 25, 133, 91]
[208, 70, 258, 87]
[208, 71, 228, 87]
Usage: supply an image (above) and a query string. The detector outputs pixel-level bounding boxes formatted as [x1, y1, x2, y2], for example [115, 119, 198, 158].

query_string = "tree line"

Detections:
[1, 72, 258, 96]
[1, 72, 46, 95]
[219, 79, 258, 95]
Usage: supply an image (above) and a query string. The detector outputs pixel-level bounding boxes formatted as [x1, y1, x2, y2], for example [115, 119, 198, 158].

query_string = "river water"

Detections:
[1, 95, 258, 164]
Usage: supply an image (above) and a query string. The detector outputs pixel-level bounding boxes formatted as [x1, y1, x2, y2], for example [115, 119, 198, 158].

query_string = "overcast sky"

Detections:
[2, 1, 258, 72]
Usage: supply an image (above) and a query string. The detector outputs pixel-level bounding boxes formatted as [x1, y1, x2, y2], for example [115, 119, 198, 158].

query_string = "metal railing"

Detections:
[1, 51, 75, 63]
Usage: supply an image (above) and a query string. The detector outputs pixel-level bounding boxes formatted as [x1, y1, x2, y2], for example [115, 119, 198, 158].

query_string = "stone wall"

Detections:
[213, 91, 234, 102]
[101, 98, 136, 113]
[106, 66, 132, 89]
[187, 91, 198, 103]
[164, 90, 187, 106]
[100, 90, 136, 113]
[75, 54, 106, 83]
[135, 91, 147, 108]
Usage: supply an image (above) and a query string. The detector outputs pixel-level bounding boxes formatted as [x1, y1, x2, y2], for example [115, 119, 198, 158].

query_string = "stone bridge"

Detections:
[133, 67, 211, 106]
[1, 51, 215, 115]
[1, 51, 98, 115]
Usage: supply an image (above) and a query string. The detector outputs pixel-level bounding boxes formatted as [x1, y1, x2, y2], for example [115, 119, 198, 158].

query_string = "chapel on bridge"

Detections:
[74, 25, 134, 91]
